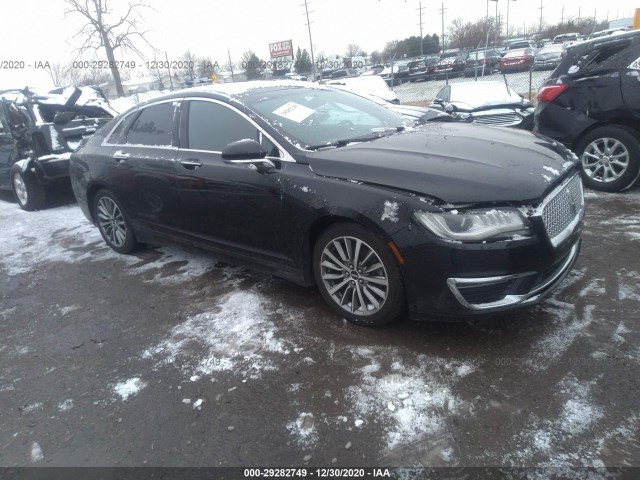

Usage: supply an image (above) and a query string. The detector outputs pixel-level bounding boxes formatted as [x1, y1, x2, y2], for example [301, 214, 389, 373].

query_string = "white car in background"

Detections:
[322, 75, 399, 104]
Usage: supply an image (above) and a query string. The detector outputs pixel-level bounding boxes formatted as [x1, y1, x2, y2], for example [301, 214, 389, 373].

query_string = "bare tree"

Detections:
[345, 44, 366, 57]
[180, 50, 198, 81]
[64, 0, 156, 96]
[44, 63, 70, 87]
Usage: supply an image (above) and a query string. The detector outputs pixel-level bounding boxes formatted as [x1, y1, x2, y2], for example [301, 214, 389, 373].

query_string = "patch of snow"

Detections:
[287, 412, 317, 447]
[59, 305, 80, 316]
[617, 270, 640, 301]
[381, 201, 399, 223]
[57, 399, 73, 411]
[347, 353, 475, 449]
[113, 377, 147, 401]
[22, 402, 43, 413]
[543, 166, 560, 176]
[142, 290, 297, 380]
[31, 442, 44, 463]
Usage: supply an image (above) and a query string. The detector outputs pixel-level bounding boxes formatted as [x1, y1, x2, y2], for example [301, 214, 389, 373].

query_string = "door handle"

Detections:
[180, 158, 203, 169]
[113, 151, 130, 162]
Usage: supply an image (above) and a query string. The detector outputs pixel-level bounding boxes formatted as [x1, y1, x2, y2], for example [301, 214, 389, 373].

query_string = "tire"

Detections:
[92, 189, 138, 254]
[313, 223, 405, 326]
[575, 126, 640, 192]
[10, 164, 46, 211]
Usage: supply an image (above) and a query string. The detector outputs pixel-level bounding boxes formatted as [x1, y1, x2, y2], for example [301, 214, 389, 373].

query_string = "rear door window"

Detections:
[125, 102, 175, 147]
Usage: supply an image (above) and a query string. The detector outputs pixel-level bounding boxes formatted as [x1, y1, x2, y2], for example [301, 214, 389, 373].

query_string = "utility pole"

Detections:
[418, 1, 425, 56]
[439, 2, 447, 52]
[494, 0, 499, 46]
[538, 0, 543, 36]
[302, 0, 316, 80]
[578, 7, 581, 21]
[165, 51, 174, 91]
[227, 49, 235, 82]
[506, 0, 512, 43]
[560, 5, 564, 24]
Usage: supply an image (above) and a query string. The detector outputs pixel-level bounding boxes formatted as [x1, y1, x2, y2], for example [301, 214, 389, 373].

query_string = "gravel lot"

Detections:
[0, 185, 639, 470]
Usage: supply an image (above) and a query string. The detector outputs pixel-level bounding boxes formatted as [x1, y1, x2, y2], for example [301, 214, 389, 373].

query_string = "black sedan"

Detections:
[70, 81, 584, 326]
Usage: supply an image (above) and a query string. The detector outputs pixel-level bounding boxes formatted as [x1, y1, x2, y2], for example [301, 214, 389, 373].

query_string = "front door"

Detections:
[173, 99, 290, 264]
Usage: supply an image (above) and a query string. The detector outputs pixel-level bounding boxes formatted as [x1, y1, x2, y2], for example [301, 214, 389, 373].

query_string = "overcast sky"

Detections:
[0, 0, 636, 89]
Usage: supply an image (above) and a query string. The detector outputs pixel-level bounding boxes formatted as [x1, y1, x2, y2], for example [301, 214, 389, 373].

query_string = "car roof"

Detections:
[567, 29, 639, 51]
[126, 80, 330, 110]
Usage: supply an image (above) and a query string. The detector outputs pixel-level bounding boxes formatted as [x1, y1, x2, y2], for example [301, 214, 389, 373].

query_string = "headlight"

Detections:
[414, 208, 531, 242]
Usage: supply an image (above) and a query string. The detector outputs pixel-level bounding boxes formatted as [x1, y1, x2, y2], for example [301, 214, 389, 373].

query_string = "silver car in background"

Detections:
[534, 44, 565, 70]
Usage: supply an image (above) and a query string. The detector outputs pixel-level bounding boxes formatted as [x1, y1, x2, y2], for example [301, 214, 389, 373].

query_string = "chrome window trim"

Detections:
[180, 97, 296, 163]
[101, 98, 182, 148]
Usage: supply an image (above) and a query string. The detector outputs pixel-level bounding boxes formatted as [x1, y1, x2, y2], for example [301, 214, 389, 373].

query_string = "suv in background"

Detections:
[535, 30, 640, 192]
[408, 56, 439, 82]
[0, 87, 114, 210]
[434, 49, 468, 78]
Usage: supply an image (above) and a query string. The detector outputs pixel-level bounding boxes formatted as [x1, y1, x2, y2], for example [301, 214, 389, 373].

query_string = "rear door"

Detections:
[173, 98, 290, 264]
[108, 100, 181, 231]
[621, 45, 640, 117]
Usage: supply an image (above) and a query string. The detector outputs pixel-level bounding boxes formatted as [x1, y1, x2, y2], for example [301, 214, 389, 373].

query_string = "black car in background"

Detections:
[408, 56, 440, 82]
[464, 49, 501, 77]
[71, 82, 583, 326]
[434, 49, 468, 78]
[535, 30, 640, 192]
[0, 87, 114, 210]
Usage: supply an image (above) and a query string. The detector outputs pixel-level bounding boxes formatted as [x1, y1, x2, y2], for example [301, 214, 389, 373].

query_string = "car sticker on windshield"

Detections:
[272, 102, 315, 123]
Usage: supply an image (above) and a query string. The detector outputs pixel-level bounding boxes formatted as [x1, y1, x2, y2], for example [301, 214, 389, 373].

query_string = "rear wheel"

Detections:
[93, 189, 138, 254]
[576, 126, 640, 192]
[11, 164, 46, 211]
[313, 223, 404, 326]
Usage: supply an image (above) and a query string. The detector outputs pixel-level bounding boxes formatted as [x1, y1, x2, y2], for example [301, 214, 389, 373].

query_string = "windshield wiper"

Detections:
[306, 126, 405, 151]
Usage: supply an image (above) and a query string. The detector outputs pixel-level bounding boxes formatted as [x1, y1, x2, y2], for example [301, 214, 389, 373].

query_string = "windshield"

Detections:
[245, 88, 408, 149]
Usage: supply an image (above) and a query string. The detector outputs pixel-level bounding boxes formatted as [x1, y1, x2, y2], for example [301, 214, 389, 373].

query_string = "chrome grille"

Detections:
[473, 113, 521, 126]
[542, 175, 584, 244]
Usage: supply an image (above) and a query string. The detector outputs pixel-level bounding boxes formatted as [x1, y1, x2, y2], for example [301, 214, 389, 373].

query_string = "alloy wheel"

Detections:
[319, 236, 389, 316]
[12, 173, 28, 206]
[581, 137, 630, 183]
[96, 196, 128, 247]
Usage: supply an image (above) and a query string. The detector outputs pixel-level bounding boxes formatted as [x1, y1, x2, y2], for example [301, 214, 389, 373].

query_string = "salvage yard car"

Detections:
[70, 81, 584, 325]
[500, 48, 535, 73]
[430, 81, 535, 129]
[535, 30, 640, 192]
[0, 87, 114, 210]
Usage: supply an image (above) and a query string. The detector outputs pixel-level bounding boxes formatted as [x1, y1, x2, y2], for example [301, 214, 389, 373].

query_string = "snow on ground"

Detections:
[347, 351, 475, 450]
[142, 290, 297, 380]
[113, 377, 147, 401]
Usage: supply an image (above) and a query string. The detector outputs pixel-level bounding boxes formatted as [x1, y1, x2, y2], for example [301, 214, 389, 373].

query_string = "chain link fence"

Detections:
[393, 68, 551, 105]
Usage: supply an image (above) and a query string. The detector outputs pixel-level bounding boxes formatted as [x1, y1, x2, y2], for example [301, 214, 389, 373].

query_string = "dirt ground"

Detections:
[0, 186, 639, 471]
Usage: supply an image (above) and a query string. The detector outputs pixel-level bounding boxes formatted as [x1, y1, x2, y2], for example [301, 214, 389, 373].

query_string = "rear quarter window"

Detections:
[554, 39, 637, 78]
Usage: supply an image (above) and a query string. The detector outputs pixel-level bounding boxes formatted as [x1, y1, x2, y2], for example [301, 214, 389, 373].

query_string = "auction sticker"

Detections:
[273, 102, 315, 123]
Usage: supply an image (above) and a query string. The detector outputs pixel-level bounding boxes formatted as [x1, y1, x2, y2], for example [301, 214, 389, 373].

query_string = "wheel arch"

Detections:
[573, 119, 640, 151]
[302, 210, 399, 286]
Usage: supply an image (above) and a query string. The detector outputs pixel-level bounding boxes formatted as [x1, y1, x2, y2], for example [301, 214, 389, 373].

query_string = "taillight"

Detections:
[538, 83, 568, 103]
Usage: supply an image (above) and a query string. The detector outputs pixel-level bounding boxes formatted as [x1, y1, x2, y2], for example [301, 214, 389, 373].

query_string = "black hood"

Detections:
[306, 123, 577, 204]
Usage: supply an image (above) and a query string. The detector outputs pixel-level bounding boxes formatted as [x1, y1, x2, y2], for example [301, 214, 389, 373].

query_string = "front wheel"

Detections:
[92, 189, 138, 254]
[313, 223, 405, 326]
[11, 164, 46, 211]
[576, 126, 640, 192]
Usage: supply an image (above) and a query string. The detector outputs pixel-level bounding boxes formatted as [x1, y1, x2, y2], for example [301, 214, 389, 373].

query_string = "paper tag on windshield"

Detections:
[272, 102, 315, 123]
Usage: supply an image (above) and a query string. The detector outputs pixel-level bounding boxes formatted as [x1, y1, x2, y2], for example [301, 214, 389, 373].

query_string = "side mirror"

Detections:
[221, 139, 267, 161]
[444, 103, 456, 114]
[222, 139, 274, 173]
[53, 111, 76, 124]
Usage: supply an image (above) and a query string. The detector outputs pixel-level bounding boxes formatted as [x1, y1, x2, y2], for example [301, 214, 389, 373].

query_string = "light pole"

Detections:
[490, 0, 498, 46]
[506, 0, 516, 43]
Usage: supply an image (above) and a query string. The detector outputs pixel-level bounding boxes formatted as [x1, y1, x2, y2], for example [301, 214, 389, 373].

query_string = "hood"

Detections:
[306, 123, 577, 204]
